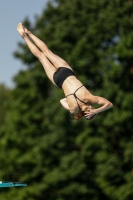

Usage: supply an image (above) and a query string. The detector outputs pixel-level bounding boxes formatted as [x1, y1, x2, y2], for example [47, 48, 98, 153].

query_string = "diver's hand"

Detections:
[84, 108, 97, 119]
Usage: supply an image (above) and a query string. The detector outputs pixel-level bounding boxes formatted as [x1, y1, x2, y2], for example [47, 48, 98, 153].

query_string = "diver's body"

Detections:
[17, 23, 113, 120]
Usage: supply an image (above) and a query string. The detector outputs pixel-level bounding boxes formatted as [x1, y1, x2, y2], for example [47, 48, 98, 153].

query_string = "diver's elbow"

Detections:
[108, 102, 113, 108]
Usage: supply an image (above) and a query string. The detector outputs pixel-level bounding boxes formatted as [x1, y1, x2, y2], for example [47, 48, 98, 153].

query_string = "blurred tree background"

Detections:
[0, 0, 133, 199]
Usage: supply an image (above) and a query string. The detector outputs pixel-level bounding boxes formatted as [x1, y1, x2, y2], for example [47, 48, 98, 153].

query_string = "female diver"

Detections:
[17, 23, 113, 121]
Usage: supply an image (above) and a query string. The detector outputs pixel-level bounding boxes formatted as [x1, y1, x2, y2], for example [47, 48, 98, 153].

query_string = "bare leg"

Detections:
[23, 26, 73, 70]
[17, 23, 56, 84]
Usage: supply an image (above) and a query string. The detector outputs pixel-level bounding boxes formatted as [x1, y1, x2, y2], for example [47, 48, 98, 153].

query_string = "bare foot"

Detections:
[23, 26, 31, 35]
[17, 23, 25, 38]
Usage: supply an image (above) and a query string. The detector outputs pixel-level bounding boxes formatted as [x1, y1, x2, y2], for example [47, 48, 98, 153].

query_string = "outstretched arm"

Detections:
[93, 96, 113, 113]
[60, 98, 70, 110]
[85, 95, 113, 119]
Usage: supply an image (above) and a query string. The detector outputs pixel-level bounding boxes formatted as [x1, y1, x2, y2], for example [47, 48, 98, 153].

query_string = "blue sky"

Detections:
[0, 0, 48, 88]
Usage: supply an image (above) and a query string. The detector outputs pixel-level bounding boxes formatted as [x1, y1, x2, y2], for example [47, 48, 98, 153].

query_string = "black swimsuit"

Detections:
[53, 67, 75, 89]
[53, 67, 88, 110]
[66, 86, 90, 120]
[66, 85, 88, 111]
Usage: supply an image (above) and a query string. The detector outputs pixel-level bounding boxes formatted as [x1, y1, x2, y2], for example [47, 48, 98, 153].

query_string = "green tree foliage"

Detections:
[0, 84, 11, 130]
[0, 0, 133, 199]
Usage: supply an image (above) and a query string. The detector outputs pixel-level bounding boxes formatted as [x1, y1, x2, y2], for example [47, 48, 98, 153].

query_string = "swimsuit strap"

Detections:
[66, 85, 84, 98]
[74, 85, 84, 94]
[73, 93, 81, 110]
[73, 85, 85, 109]
[74, 94, 88, 105]
[66, 85, 87, 110]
